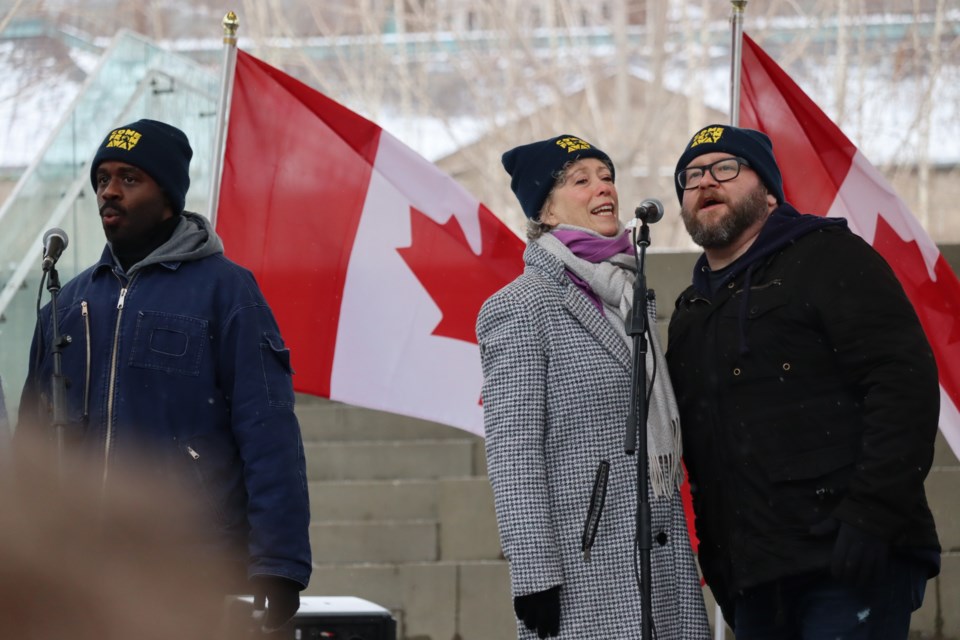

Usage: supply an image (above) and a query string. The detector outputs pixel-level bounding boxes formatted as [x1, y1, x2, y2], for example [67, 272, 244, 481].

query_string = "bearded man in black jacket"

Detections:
[667, 124, 940, 639]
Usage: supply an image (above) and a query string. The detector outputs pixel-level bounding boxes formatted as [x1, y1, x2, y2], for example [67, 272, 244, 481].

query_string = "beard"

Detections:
[681, 186, 770, 249]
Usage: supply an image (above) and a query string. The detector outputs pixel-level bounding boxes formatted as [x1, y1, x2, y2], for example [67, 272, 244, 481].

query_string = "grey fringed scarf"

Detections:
[536, 226, 684, 498]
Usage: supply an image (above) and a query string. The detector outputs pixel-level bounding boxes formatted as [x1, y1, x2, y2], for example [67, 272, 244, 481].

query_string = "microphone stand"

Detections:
[45, 265, 72, 477]
[624, 218, 653, 640]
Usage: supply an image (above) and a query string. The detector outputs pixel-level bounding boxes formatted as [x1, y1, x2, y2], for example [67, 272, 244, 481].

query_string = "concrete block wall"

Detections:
[917, 432, 960, 639]
[297, 397, 516, 639]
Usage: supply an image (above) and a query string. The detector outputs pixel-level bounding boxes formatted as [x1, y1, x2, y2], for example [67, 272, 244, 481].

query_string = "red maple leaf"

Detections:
[872, 215, 960, 406]
[398, 204, 525, 344]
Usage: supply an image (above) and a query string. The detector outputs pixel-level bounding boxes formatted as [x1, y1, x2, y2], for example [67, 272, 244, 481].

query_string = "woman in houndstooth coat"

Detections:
[478, 135, 711, 639]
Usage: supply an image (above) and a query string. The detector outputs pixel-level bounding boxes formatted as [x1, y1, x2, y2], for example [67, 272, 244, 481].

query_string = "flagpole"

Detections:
[729, 0, 748, 126]
[712, 7, 749, 636]
[207, 11, 239, 227]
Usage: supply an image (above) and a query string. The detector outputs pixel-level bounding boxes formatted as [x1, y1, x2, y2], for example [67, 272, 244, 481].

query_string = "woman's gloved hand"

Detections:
[513, 585, 561, 638]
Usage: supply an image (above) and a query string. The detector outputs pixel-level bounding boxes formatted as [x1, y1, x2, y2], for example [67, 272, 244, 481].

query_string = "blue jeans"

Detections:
[733, 557, 929, 640]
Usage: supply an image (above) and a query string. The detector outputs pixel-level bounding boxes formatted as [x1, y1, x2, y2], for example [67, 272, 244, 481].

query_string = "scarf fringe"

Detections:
[649, 417, 685, 499]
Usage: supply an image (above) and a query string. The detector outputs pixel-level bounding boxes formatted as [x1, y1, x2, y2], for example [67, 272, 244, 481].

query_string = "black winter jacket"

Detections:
[666, 205, 940, 613]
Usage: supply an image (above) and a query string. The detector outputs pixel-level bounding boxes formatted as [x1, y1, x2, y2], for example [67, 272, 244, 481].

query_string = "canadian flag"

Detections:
[216, 51, 524, 436]
[739, 33, 960, 458]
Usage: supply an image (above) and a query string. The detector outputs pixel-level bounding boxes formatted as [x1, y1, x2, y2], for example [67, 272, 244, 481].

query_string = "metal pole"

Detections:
[712, 5, 749, 636]
[730, 0, 748, 126]
[207, 11, 240, 227]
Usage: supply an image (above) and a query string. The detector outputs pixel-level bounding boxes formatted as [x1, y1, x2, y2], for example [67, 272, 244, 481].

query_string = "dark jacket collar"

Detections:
[691, 203, 847, 297]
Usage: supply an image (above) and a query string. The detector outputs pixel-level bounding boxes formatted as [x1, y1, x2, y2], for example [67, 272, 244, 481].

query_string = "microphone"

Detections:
[634, 198, 664, 224]
[42, 227, 69, 272]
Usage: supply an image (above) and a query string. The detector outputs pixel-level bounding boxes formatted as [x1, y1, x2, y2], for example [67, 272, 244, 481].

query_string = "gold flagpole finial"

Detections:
[210, 12, 240, 223]
[731, 1, 748, 13]
[222, 11, 239, 43]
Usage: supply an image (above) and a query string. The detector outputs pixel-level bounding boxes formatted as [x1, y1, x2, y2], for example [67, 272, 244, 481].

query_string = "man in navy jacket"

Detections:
[19, 119, 311, 632]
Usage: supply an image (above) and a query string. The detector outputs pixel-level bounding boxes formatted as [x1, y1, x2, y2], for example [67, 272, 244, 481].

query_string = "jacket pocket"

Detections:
[129, 311, 208, 376]
[580, 460, 610, 561]
[261, 331, 295, 408]
[182, 442, 226, 525]
[760, 439, 860, 527]
[179, 434, 243, 529]
[764, 439, 861, 482]
[717, 285, 791, 374]
[719, 281, 788, 321]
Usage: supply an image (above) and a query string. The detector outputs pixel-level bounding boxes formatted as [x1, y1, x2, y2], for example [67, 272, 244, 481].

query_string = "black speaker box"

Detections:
[292, 596, 396, 640]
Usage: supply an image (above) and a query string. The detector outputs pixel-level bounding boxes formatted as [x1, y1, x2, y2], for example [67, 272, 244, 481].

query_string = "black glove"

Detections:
[812, 518, 891, 589]
[251, 575, 301, 632]
[513, 585, 561, 638]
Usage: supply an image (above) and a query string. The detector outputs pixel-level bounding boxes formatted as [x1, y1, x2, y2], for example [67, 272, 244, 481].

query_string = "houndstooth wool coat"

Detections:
[477, 240, 710, 640]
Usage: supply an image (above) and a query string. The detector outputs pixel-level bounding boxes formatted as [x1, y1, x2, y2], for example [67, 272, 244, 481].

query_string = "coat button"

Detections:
[656, 531, 668, 546]
[782, 362, 791, 371]
[727, 281, 735, 289]
[733, 367, 741, 376]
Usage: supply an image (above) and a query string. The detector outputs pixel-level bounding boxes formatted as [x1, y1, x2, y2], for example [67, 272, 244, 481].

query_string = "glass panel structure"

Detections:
[0, 29, 218, 428]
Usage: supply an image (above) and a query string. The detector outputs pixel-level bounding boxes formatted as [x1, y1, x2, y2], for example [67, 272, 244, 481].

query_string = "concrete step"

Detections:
[310, 519, 438, 564]
[296, 397, 475, 442]
[926, 466, 960, 551]
[914, 551, 960, 638]
[304, 439, 479, 481]
[310, 479, 439, 522]
[308, 477, 503, 561]
[294, 396, 512, 638]
[303, 560, 515, 640]
[933, 430, 959, 467]
[435, 476, 503, 562]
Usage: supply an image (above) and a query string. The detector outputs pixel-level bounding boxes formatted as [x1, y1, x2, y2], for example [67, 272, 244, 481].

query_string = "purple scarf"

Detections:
[551, 228, 633, 313]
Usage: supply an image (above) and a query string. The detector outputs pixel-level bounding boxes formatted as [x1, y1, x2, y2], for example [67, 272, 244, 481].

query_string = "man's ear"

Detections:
[766, 192, 777, 211]
[162, 192, 178, 219]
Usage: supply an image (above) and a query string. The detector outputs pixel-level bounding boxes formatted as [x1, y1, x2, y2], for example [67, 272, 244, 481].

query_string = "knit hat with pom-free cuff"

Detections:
[674, 124, 784, 205]
[502, 135, 614, 220]
[90, 119, 192, 214]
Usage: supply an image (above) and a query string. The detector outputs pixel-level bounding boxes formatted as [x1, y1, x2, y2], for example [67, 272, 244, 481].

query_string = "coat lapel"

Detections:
[524, 240, 631, 372]
[561, 284, 631, 372]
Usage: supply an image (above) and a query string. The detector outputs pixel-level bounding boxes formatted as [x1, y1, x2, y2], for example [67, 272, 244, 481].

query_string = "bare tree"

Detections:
[11, 0, 960, 245]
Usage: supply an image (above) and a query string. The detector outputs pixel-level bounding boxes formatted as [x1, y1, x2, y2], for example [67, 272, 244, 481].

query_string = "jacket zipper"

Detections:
[81, 301, 91, 422]
[102, 277, 131, 486]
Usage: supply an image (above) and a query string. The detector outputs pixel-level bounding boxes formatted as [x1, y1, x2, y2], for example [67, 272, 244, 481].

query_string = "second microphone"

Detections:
[634, 198, 664, 224]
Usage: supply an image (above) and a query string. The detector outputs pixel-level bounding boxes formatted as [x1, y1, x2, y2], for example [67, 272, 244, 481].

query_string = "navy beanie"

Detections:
[90, 119, 193, 214]
[502, 135, 614, 220]
[674, 124, 784, 205]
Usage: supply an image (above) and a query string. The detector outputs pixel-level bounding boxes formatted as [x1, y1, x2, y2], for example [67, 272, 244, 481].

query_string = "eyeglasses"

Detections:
[677, 157, 750, 190]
